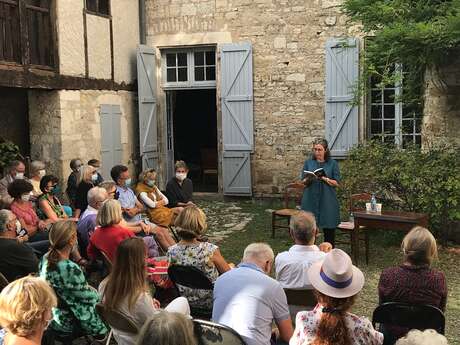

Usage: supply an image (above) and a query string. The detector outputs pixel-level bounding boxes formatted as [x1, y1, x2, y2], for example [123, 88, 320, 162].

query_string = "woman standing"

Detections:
[300, 138, 340, 247]
[75, 165, 98, 218]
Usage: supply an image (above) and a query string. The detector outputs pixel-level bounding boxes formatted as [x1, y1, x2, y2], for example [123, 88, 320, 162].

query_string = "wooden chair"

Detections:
[336, 193, 371, 264]
[201, 148, 218, 185]
[271, 182, 304, 238]
[284, 288, 317, 322]
[0, 272, 9, 290]
[193, 319, 247, 345]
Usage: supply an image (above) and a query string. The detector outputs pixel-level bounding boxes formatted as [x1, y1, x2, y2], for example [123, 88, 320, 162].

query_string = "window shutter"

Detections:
[100, 104, 122, 180]
[325, 37, 359, 158]
[137, 45, 158, 170]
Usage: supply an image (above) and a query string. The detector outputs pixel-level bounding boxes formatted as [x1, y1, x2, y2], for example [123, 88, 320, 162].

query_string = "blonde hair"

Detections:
[48, 220, 77, 271]
[30, 160, 45, 177]
[0, 276, 57, 338]
[99, 181, 116, 192]
[97, 199, 122, 227]
[77, 164, 96, 185]
[243, 243, 275, 263]
[174, 206, 206, 240]
[402, 226, 438, 266]
[395, 329, 448, 345]
[139, 169, 157, 184]
[137, 310, 197, 345]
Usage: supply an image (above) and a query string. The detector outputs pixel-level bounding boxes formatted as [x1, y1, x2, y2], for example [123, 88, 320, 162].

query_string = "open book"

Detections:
[303, 168, 326, 180]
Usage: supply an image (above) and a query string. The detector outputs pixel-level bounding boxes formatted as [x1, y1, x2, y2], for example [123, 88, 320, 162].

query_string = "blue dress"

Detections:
[300, 158, 341, 229]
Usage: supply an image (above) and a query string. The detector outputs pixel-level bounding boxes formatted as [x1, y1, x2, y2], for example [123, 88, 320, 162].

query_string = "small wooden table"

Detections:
[352, 210, 429, 265]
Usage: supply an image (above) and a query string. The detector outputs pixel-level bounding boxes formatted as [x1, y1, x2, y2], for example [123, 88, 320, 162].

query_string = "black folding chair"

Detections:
[168, 264, 214, 319]
[372, 302, 445, 345]
[193, 319, 247, 345]
[0, 272, 9, 291]
[284, 288, 317, 322]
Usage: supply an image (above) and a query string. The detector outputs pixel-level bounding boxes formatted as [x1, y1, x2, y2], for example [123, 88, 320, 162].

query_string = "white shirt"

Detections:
[275, 244, 326, 289]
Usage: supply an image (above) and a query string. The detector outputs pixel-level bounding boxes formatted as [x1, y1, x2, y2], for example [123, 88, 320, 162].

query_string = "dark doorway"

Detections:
[0, 87, 30, 156]
[170, 89, 217, 192]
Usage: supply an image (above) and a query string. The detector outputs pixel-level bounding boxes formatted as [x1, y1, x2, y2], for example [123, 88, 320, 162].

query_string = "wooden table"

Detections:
[352, 210, 429, 265]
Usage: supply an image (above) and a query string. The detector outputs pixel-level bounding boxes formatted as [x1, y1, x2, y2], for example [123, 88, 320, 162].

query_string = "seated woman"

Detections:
[39, 220, 107, 339]
[28, 160, 46, 200]
[135, 169, 183, 227]
[137, 311, 197, 345]
[165, 161, 194, 208]
[99, 237, 190, 345]
[290, 249, 383, 345]
[74, 164, 99, 218]
[378, 226, 447, 342]
[38, 175, 74, 222]
[0, 276, 58, 345]
[167, 206, 231, 310]
[87, 200, 159, 262]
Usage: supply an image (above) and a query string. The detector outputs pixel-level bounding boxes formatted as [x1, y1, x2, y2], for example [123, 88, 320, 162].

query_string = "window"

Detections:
[86, 0, 110, 16]
[162, 48, 216, 88]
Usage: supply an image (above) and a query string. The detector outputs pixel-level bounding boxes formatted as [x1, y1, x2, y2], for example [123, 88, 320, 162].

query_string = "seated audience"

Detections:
[39, 220, 107, 338]
[378, 226, 447, 342]
[275, 211, 331, 289]
[137, 311, 197, 345]
[87, 200, 158, 261]
[99, 237, 190, 345]
[0, 160, 26, 208]
[75, 164, 98, 218]
[0, 210, 39, 281]
[66, 158, 82, 208]
[38, 175, 73, 222]
[88, 159, 104, 186]
[165, 160, 194, 208]
[136, 169, 183, 227]
[168, 206, 230, 310]
[290, 248, 383, 345]
[28, 160, 46, 199]
[395, 329, 448, 345]
[0, 276, 57, 345]
[213, 243, 292, 345]
[111, 165, 143, 222]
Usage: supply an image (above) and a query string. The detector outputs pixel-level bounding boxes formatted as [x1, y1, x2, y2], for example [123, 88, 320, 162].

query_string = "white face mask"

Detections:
[176, 173, 187, 181]
[146, 179, 155, 187]
[91, 173, 99, 182]
[38, 169, 46, 178]
[125, 178, 132, 187]
[15, 172, 24, 180]
[21, 194, 31, 202]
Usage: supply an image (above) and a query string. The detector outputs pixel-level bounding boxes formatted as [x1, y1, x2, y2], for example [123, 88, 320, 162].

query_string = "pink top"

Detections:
[290, 304, 383, 345]
[10, 201, 39, 226]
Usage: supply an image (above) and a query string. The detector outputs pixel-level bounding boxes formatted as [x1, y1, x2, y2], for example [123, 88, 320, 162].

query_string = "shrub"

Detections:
[0, 140, 21, 176]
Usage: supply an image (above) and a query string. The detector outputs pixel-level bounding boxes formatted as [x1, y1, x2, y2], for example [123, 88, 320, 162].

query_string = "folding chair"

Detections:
[96, 303, 140, 345]
[284, 288, 317, 322]
[271, 182, 304, 238]
[0, 272, 9, 290]
[193, 319, 247, 345]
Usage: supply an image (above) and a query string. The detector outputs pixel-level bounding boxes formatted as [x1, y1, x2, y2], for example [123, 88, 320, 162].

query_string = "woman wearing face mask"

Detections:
[66, 158, 82, 208]
[74, 165, 99, 219]
[38, 175, 76, 223]
[165, 161, 194, 209]
[135, 169, 183, 227]
[28, 160, 47, 199]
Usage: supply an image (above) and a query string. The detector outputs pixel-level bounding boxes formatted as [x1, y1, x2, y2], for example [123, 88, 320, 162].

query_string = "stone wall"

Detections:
[146, 0, 361, 195]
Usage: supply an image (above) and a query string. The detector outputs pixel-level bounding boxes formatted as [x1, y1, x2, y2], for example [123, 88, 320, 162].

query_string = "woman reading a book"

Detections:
[300, 138, 340, 247]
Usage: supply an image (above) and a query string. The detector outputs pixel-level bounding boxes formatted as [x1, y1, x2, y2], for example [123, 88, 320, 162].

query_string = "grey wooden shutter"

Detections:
[137, 45, 158, 170]
[325, 37, 359, 158]
[220, 42, 253, 196]
[100, 104, 122, 180]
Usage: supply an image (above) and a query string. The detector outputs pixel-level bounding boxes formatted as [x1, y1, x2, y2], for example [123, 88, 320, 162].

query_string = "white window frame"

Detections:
[161, 47, 216, 90]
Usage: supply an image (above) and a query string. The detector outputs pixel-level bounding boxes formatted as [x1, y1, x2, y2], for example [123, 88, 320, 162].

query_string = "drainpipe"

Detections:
[139, 0, 146, 44]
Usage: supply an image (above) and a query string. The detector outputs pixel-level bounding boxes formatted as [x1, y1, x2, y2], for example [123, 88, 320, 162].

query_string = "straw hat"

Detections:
[307, 248, 364, 298]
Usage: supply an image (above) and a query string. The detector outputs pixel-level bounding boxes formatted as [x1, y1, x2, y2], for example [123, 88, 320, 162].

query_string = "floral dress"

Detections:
[167, 242, 219, 309]
[290, 304, 383, 345]
[39, 256, 107, 336]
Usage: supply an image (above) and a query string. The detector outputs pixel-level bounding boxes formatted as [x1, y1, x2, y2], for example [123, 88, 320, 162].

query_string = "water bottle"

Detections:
[371, 193, 377, 212]
[349, 212, 354, 223]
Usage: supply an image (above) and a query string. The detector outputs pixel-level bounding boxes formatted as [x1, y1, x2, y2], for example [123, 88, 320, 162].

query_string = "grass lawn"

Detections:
[198, 198, 460, 345]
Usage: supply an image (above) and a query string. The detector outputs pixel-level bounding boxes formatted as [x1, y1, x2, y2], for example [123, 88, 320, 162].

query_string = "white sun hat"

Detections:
[307, 248, 365, 298]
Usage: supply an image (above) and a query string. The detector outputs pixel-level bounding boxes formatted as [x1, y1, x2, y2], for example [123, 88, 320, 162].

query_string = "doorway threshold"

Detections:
[194, 192, 223, 201]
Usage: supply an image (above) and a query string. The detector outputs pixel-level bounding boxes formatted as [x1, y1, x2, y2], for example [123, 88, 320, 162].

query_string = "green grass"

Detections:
[197, 198, 460, 344]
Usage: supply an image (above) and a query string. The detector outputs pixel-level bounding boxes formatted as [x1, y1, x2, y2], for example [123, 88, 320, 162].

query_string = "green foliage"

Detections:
[0, 141, 21, 175]
[342, 0, 460, 111]
[338, 141, 460, 238]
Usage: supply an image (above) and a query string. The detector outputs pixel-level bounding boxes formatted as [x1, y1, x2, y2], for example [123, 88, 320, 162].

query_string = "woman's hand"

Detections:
[17, 235, 29, 243]
[319, 242, 333, 253]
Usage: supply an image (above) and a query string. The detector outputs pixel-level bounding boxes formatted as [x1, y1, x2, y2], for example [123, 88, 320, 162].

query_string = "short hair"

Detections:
[69, 158, 82, 170]
[7, 179, 33, 199]
[137, 310, 197, 345]
[99, 181, 117, 193]
[87, 186, 108, 205]
[0, 210, 13, 233]
[174, 206, 206, 240]
[139, 169, 156, 183]
[97, 199, 122, 227]
[0, 276, 57, 338]
[175, 160, 188, 171]
[243, 243, 274, 264]
[88, 159, 100, 167]
[40, 175, 59, 193]
[402, 226, 438, 266]
[110, 165, 128, 182]
[6, 160, 24, 174]
[395, 329, 448, 345]
[312, 138, 331, 161]
[289, 211, 316, 243]
[29, 160, 45, 177]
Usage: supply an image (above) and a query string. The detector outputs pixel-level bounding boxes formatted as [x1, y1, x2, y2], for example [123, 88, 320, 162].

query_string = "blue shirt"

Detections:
[116, 186, 141, 222]
[212, 263, 290, 345]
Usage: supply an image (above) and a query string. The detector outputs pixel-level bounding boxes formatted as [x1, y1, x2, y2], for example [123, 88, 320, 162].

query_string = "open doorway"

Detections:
[167, 89, 218, 192]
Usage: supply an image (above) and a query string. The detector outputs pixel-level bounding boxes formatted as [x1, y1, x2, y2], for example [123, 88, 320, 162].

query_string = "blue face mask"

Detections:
[125, 178, 132, 187]
[52, 185, 61, 195]
[146, 180, 155, 187]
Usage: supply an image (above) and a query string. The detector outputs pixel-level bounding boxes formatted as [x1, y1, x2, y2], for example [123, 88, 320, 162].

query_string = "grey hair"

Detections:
[289, 211, 317, 243]
[99, 181, 116, 192]
[87, 187, 108, 205]
[30, 160, 45, 176]
[6, 160, 23, 174]
[395, 329, 448, 345]
[0, 210, 13, 233]
[242, 243, 274, 264]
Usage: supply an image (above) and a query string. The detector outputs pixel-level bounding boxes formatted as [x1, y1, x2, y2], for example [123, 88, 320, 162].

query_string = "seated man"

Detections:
[0, 209, 39, 281]
[275, 211, 331, 290]
[111, 165, 143, 223]
[212, 243, 293, 345]
[0, 160, 26, 209]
